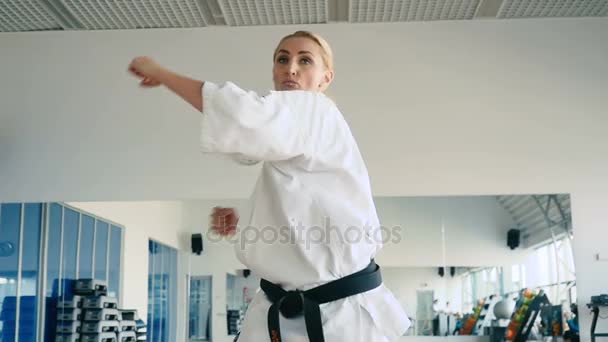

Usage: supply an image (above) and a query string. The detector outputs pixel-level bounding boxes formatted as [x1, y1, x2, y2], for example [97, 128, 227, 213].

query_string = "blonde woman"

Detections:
[128, 31, 410, 342]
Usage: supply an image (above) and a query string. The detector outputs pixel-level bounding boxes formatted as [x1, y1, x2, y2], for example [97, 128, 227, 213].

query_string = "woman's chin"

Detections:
[274, 83, 319, 92]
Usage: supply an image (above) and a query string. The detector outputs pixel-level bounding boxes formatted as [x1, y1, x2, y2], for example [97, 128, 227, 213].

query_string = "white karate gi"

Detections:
[200, 81, 410, 341]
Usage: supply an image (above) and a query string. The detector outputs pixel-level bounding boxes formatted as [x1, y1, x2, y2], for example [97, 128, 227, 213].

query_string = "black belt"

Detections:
[260, 260, 382, 342]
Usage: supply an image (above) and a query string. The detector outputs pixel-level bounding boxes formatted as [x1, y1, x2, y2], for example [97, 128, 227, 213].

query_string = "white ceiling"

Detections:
[1, 0, 607, 32]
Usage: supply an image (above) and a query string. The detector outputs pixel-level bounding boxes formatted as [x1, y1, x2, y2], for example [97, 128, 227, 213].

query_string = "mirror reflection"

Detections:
[187, 194, 577, 342]
[0, 193, 576, 342]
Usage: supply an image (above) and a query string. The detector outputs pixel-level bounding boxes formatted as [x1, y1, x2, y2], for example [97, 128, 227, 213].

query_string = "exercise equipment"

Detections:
[57, 308, 83, 321]
[587, 300, 608, 342]
[56, 333, 81, 342]
[56, 320, 81, 333]
[83, 296, 118, 309]
[84, 308, 120, 321]
[119, 320, 136, 332]
[58, 295, 84, 309]
[494, 299, 516, 320]
[504, 288, 550, 342]
[75, 279, 108, 296]
[81, 332, 118, 342]
[82, 320, 120, 333]
[117, 330, 137, 342]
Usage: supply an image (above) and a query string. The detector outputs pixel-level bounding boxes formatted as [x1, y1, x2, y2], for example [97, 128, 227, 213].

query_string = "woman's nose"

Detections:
[288, 63, 298, 75]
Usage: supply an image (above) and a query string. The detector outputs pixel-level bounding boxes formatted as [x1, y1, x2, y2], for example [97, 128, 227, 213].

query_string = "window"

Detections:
[94, 221, 109, 283]
[498, 237, 577, 306]
[461, 273, 473, 313]
[20, 203, 43, 342]
[0, 203, 124, 342]
[464, 267, 502, 309]
[189, 276, 212, 341]
[473, 267, 500, 300]
[148, 240, 178, 342]
[511, 265, 520, 283]
[0, 203, 23, 342]
[78, 215, 95, 279]
[108, 225, 123, 297]
[61, 208, 79, 301]
[44, 203, 63, 342]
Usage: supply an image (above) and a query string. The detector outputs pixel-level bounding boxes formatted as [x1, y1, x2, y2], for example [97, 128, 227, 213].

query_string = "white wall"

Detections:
[2, 18, 607, 338]
[67, 201, 191, 342]
[374, 196, 529, 267]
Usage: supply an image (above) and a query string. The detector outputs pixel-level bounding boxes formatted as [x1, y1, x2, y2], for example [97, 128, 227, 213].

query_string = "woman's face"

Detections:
[273, 37, 333, 92]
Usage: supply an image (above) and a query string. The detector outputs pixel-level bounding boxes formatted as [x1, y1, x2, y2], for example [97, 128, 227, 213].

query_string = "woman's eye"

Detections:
[300, 58, 312, 65]
[277, 56, 288, 64]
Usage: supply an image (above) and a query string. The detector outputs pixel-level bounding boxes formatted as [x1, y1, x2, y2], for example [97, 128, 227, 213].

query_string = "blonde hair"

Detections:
[274, 31, 334, 72]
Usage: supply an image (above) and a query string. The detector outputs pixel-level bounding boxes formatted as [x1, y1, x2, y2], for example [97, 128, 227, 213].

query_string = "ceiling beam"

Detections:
[41, 0, 84, 30]
[328, 0, 349, 22]
[474, 0, 504, 18]
[197, 0, 226, 26]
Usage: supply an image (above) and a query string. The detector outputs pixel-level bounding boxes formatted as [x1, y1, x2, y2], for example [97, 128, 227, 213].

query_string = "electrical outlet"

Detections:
[596, 253, 608, 261]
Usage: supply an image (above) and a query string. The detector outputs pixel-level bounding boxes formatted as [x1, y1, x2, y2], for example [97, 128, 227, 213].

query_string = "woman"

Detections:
[128, 31, 410, 342]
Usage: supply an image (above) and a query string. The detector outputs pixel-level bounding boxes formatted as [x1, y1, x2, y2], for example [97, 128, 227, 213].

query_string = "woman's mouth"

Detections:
[282, 80, 299, 89]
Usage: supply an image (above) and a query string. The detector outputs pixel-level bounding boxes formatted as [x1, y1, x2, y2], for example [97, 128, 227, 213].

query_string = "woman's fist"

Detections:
[210, 207, 239, 236]
[128, 56, 163, 87]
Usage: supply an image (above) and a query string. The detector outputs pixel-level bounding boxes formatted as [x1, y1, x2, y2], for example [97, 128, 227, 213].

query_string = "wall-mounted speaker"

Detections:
[507, 229, 520, 250]
[191, 233, 203, 255]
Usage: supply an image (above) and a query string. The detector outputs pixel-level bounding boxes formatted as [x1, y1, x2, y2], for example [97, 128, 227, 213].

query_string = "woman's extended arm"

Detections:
[128, 56, 204, 112]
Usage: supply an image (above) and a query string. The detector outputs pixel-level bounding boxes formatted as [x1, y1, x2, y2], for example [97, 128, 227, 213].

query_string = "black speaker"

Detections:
[450, 266, 455, 277]
[243, 269, 251, 278]
[507, 229, 520, 250]
[438, 267, 444, 277]
[191, 233, 203, 255]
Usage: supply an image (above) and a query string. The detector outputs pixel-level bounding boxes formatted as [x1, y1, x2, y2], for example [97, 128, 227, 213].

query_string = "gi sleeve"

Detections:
[200, 81, 332, 161]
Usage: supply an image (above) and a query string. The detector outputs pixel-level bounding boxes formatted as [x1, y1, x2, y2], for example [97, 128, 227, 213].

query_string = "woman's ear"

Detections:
[324, 70, 335, 86]
[319, 70, 334, 91]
